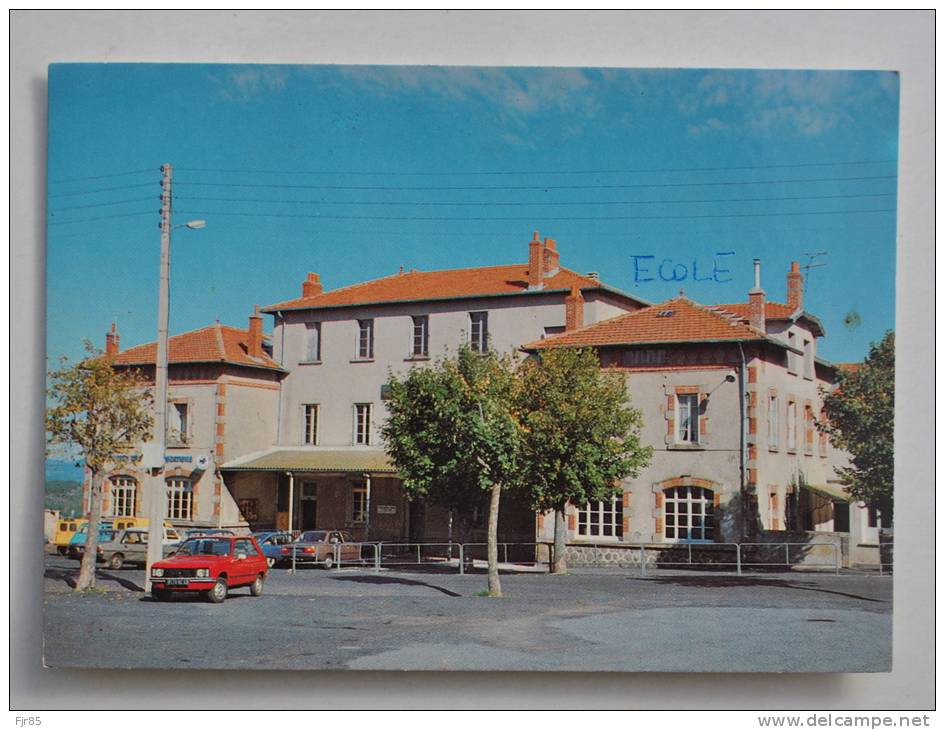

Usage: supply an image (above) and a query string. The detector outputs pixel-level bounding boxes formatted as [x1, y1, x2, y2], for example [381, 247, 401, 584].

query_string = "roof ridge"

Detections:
[214, 322, 227, 360]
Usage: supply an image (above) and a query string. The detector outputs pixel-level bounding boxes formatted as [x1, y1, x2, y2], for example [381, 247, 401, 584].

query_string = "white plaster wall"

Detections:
[224, 380, 280, 460]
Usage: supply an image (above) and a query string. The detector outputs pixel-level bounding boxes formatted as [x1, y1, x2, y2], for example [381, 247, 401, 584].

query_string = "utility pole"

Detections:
[145, 163, 172, 593]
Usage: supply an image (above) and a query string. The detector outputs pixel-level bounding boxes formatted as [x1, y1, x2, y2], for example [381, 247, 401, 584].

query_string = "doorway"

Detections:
[300, 481, 317, 531]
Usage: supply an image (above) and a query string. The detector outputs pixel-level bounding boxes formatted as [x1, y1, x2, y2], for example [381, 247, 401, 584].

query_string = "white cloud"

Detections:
[208, 66, 289, 101]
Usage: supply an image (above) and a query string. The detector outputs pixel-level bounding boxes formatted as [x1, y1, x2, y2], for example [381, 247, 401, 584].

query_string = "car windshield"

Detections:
[175, 538, 232, 556]
[299, 531, 328, 542]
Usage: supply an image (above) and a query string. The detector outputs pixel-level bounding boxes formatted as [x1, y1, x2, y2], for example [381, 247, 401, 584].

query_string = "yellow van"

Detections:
[111, 517, 181, 543]
[52, 518, 82, 554]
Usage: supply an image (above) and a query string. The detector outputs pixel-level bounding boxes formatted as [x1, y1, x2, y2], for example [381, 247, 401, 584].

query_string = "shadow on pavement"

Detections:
[44, 566, 144, 592]
[330, 574, 462, 597]
[632, 574, 889, 604]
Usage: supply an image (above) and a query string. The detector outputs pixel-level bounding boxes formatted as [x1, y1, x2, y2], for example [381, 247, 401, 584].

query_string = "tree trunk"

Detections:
[486, 481, 502, 597]
[552, 506, 568, 574]
[76, 469, 104, 591]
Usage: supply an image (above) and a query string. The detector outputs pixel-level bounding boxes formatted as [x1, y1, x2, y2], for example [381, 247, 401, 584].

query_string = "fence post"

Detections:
[459, 543, 464, 575]
[417, 543, 421, 565]
[785, 543, 790, 568]
[503, 543, 508, 564]
[374, 543, 380, 572]
[736, 544, 742, 576]
[640, 544, 646, 577]
[835, 542, 841, 575]
[291, 544, 296, 574]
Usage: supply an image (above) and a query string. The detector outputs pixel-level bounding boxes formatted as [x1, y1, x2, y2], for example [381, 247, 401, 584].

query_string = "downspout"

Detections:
[276, 311, 285, 446]
[737, 343, 748, 541]
[286, 471, 295, 535]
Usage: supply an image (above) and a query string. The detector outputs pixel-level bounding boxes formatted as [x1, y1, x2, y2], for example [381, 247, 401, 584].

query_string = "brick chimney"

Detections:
[302, 272, 323, 298]
[248, 305, 263, 357]
[105, 322, 120, 356]
[748, 259, 766, 333]
[528, 231, 544, 290]
[542, 237, 560, 277]
[565, 286, 585, 331]
[787, 261, 803, 311]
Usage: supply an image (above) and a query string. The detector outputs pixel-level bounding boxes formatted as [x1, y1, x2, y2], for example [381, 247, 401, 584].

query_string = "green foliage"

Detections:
[818, 331, 894, 513]
[514, 348, 652, 511]
[382, 345, 521, 511]
[45, 479, 83, 517]
[46, 340, 154, 475]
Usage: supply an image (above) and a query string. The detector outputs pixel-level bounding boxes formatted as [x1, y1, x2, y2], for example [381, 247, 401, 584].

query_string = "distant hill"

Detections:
[46, 479, 83, 518]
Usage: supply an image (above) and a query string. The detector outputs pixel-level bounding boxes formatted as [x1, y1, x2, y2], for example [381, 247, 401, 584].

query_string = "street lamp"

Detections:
[145, 161, 206, 593]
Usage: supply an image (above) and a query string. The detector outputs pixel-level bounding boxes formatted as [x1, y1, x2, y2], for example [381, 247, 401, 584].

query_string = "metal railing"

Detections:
[273, 539, 853, 577]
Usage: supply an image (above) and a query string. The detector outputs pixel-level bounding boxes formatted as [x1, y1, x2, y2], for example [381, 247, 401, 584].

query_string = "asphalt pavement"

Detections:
[43, 554, 892, 672]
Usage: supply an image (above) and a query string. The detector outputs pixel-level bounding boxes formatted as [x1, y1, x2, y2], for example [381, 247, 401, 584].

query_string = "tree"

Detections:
[46, 341, 153, 590]
[515, 348, 651, 573]
[382, 345, 520, 596]
[818, 330, 894, 521]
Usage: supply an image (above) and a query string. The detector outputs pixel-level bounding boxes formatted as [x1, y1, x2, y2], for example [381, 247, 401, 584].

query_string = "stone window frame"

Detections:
[786, 397, 798, 453]
[665, 385, 709, 450]
[652, 477, 721, 544]
[109, 475, 138, 518]
[167, 398, 192, 447]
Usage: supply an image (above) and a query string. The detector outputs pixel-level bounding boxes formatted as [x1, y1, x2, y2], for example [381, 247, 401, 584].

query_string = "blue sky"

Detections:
[47, 65, 899, 364]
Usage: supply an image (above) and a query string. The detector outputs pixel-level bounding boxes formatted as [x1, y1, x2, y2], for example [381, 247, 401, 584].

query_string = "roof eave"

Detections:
[113, 358, 286, 374]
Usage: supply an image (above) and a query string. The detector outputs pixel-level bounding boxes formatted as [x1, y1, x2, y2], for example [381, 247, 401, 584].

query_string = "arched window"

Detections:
[166, 477, 193, 521]
[664, 485, 715, 542]
[110, 476, 137, 517]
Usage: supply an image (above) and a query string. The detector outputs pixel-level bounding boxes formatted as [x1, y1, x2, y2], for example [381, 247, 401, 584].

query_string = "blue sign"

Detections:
[165, 455, 193, 463]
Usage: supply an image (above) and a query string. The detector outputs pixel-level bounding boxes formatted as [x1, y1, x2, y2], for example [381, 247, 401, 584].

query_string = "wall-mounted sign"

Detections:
[376, 504, 397, 515]
[166, 455, 193, 463]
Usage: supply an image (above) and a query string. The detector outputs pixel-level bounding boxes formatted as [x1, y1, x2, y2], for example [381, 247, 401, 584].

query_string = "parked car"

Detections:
[67, 523, 116, 559]
[254, 531, 295, 568]
[149, 535, 268, 603]
[88, 528, 181, 570]
[182, 528, 235, 540]
[279, 530, 361, 569]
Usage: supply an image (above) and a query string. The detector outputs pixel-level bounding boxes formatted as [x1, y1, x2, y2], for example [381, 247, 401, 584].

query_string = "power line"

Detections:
[48, 182, 156, 198]
[173, 191, 895, 209]
[172, 174, 896, 193]
[49, 168, 156, 184]
[173, 207, 895, 223]
[48, 196, 157, 212]
[47, 210, 156, 226]
[175, 159, 896, 177]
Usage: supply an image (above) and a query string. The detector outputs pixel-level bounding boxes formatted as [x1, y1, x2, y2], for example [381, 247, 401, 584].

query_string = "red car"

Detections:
[150, 536, 268, 603]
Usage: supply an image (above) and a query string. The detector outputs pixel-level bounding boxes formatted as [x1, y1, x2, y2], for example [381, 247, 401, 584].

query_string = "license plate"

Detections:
[166, 578, 189, 586]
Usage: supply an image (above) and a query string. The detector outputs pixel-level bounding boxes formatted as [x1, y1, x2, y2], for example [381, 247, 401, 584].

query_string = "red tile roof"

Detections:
[712, 301, 798, 320]
[111, 323, 283, 371]
[525, 296, 767, 350]
[261, 264, 640, 313]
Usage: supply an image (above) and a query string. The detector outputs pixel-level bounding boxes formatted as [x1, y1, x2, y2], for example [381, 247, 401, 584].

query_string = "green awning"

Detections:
[221, 448, 397, 474]
[803, 482, 853, 502]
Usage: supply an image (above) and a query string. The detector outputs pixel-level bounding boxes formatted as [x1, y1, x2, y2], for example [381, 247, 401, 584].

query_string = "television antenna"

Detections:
[800, 251, 828, 293]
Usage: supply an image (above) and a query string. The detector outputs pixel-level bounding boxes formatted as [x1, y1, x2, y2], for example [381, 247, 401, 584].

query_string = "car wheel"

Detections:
[266, 557, 275, 568]
[323, 554, 334, 570]
[108, 553, 124, 570]
[207, 578, 228, 603]
[57, 546, 67, 555]
[250, 574, 265, 597]
[152, 588, 171, 602]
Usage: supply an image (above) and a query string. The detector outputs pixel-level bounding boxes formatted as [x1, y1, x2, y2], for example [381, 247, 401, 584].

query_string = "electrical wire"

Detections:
[48, 196, 158, 212]
[175, 159, 896, 177]
[171, 174, 896, 192]
[48, 182, 157, 198]
[47, 210, 156, 226]
[172, 191, 895, 209]
[49, 168, 156, 184]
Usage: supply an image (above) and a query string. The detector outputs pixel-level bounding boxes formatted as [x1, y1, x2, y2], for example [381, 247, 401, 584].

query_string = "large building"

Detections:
[82, 233, 880, 565]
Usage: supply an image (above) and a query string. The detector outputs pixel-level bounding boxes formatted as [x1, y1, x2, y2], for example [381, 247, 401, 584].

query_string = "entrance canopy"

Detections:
[221, 447, 397, 475]
[803, 482, 853, 503]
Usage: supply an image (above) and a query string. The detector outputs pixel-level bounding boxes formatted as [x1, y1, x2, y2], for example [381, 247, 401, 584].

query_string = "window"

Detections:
[110, 476, 137, 517]
[769, 491, 780, 530]
[470, 311, 488, 353]
[803, 339, 814, 379]
[867, 506, 881, 529]
[676, 394, 700, 444]
[786, 401, 797, 450]
[664, 485, 714, 542]
[235, 538, 259, 557]
[804, 405, 815, 453]
[819, 407, 829, 457]
[354, 403, 372, 445]
[305, 322, 321, 362]
[166, 478, 193, 521]
[238, 498, 259, 522]
[169, 402, 188, 444]
[767, 394, 780, 449]
[351, 484, 368, 523]
[577, 496, 623, 539]
[543, 325, 565, 339]
[411, 315, 429, 357]
[357, 319, 374, 359]
[787, 332, 798, 374]
[302, 404, 319, 445]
